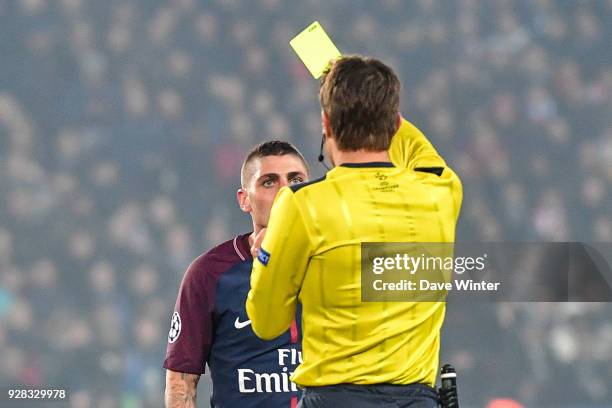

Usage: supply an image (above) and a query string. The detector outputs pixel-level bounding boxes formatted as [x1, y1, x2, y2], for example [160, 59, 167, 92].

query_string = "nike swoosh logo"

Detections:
[234, 317, 252, 329]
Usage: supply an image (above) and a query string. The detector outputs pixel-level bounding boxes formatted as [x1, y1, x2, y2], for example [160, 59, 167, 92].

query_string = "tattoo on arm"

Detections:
[165, 369, 201, 408]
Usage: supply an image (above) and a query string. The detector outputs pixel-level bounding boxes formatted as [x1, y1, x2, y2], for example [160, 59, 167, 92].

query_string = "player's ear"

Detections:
[237, 188, 252, 213]
[395, 112, 402, 133]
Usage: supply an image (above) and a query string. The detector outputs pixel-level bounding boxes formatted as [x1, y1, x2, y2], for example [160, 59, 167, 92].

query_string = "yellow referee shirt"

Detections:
[246, 118, 462, 387]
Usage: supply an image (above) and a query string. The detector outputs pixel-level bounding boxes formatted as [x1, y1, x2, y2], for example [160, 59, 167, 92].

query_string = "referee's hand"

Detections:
[251, 228, 267, 258]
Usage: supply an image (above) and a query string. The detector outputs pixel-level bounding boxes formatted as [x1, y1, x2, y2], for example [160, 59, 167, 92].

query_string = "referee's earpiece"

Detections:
[318, 133, 331, 170]
[318, 133, 325, 163]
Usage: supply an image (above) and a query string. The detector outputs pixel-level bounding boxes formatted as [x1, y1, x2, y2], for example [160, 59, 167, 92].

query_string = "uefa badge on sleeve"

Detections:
[257, 247, 271, 266]
[168, 311, 182, 343]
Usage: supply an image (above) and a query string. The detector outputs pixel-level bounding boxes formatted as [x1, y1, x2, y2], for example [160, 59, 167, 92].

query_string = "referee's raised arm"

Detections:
[389, 116, 446, 170]
[389, 116, 463, 221]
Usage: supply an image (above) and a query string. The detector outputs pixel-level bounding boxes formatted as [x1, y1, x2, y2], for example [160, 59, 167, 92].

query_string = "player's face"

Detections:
[238, 155, 308, 229]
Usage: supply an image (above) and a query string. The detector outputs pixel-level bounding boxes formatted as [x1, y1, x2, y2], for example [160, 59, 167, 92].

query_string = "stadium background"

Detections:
[0, 0, 611, 406]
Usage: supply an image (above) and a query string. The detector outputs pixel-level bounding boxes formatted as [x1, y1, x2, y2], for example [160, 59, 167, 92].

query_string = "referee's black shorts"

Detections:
[297, 383, 438, 408]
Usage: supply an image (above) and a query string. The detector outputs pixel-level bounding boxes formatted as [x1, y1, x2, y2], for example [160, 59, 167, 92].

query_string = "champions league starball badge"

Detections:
[168, 311, 182, 343]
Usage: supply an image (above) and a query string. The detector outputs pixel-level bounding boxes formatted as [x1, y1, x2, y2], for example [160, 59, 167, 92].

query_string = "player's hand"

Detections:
[250, 228, 267, 258]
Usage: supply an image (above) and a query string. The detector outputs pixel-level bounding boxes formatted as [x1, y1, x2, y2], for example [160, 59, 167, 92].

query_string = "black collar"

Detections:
[339, 162, 395, 168]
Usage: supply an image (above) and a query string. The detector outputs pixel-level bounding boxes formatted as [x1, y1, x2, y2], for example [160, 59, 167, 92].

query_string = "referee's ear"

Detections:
[237, 188, 252, 213]
[395, 112, 401, 133]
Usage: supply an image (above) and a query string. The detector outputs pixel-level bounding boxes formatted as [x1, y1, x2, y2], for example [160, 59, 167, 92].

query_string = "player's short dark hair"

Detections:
[319, 55, 400, 152]
[240, 141, 309, 187]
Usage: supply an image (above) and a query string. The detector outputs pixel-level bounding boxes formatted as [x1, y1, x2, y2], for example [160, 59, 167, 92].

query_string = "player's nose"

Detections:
[279, 178, 291, 188]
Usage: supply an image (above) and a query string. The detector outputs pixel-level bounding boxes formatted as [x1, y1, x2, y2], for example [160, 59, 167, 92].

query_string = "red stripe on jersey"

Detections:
[290, 396, 298, 408]
[290, 320, 298, 344]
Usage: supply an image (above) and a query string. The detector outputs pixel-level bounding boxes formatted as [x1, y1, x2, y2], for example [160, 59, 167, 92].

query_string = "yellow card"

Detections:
[290, 21, 341, 79]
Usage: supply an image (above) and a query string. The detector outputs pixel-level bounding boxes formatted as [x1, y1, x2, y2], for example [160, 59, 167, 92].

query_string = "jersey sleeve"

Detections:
[449, 167, 463, 221]
[391, 117, 463, 221]
[163, 257, 214, 374]
[246, 187, 312, 340]
[389, 117, 446, 170]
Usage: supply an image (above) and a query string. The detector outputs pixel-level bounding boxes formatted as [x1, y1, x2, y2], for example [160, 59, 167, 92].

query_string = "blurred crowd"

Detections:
[0, 0, 610, 406]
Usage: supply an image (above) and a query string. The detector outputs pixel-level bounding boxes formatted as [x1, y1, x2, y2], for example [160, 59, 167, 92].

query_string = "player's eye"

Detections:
[289, 177, 304, 185]
[262, 179, 275, 187]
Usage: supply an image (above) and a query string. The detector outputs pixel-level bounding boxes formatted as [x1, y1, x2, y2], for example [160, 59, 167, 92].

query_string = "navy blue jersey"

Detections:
[164, 233, 302, 408]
